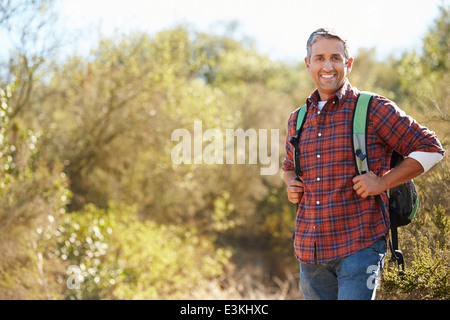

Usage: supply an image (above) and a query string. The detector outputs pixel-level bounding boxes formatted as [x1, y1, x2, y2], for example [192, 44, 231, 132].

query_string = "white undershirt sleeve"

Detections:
[407, 151, 443, 173]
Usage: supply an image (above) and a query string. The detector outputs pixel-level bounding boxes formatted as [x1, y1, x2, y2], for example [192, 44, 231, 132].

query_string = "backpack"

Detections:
[289, 92, 419, 273]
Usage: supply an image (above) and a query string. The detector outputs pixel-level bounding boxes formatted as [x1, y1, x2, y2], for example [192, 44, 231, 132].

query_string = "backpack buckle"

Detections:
[355, 149, 367, 161]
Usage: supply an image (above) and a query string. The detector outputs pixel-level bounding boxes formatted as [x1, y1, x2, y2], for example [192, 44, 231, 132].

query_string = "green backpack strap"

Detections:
[352, 91, 407, 273]
[296, 105, 307, 132]
[352, 92, 374, 175]
[289, 104, 307, 240]
[289, 105, 307, 177]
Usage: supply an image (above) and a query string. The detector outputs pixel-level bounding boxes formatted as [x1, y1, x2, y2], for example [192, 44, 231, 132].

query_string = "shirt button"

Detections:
[317, 154, 321, 158]
[317, 177, 321, 181]
[317, 111, 321, 115]
[316, 201, 320, 205]
[318, 133, 322, 137]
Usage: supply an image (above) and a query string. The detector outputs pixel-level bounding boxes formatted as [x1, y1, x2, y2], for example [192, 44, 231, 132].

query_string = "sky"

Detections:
[29, 0, 450, 61]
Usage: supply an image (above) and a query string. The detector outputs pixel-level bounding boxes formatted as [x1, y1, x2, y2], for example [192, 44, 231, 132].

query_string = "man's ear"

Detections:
[346, 57, 354, 74]
[304, 57, 310, 72]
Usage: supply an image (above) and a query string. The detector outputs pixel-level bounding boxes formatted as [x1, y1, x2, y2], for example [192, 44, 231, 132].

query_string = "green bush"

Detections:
[382, 235, 449, 300]
[49, 202, 232, 299]
[381, 203, 450, 300]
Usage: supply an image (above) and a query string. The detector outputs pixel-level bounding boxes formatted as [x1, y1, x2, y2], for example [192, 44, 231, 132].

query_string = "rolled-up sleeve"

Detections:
[371, 97, 445, 158]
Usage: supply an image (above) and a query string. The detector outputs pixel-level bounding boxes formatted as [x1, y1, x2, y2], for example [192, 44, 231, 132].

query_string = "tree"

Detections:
[0, 85, 69, 299]
[0, 0, 65, 120]
[397, 6, 449, 121]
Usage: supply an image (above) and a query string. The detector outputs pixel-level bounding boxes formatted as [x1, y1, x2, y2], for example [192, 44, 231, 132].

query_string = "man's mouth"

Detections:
[320, 74, 335, 79]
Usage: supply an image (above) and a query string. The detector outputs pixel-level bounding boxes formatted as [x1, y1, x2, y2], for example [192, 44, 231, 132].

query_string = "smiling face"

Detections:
[305, 37, 353, 101]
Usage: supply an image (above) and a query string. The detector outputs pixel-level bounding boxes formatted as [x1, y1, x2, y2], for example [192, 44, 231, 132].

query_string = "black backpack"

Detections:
[289, 92, 419, 272]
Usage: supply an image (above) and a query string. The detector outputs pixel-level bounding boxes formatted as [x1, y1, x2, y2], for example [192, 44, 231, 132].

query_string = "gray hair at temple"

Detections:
[306, 28, 350, 62]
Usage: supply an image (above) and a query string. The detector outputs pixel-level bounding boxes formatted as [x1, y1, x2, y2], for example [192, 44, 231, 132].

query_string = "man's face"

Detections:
[305, 37, 353, 101]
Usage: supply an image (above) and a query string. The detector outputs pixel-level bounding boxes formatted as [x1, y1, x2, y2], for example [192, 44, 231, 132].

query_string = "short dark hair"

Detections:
[306, 28, 350, 62]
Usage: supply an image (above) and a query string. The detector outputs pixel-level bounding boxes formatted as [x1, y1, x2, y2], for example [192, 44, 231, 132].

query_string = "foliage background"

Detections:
[0, 1, 448, 300]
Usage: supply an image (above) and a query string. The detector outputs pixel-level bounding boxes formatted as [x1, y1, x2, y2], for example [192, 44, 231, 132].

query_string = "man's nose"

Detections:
[323, 59, 333, 71]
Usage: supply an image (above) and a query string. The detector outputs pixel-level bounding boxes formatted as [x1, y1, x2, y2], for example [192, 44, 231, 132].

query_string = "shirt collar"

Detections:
[306, 78, 353, 109]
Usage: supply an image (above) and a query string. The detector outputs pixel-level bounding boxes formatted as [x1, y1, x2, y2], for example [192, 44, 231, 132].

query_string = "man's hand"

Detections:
[352, 171, 384, 198]
[352, 158, 424, 199]
[286, 178, 305, 204]
[284, 171, 305, 204]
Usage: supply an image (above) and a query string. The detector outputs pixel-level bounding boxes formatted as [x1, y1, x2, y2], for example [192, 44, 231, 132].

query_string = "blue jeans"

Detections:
[299, 238, 386, 300]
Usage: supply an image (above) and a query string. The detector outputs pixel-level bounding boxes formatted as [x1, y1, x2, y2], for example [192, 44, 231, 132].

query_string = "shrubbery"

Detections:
[40, 202, 232, 299]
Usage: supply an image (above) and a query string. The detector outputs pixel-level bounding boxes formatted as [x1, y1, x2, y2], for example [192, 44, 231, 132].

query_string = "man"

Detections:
[282, 28, 445, 300]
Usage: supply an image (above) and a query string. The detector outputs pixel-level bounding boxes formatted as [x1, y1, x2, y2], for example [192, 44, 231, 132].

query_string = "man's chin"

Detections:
[318, 84, 339, 94]
[317, 79, 345, 94]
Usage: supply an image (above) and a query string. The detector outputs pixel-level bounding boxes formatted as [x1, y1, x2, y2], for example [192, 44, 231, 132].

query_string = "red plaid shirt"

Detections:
[283, 80, 445, 265]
